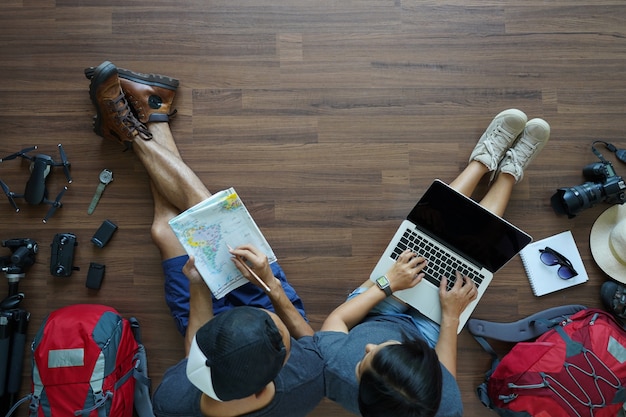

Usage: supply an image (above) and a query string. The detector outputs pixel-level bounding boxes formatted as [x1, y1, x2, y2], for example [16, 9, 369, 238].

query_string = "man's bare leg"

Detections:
[132, 122, 211, 212]
[150, 181, 187, 260]
[130, 122, 210, 258]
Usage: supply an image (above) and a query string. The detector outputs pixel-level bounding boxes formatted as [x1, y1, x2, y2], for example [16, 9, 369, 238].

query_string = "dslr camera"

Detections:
[551, 155, 626, 218]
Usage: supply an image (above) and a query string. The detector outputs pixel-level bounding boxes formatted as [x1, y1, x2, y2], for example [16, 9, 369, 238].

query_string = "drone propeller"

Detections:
[43, 186, 67, 223]
[1, 146, 37, 162]
[0, 179, 19, 212]
[57, 143, 72, 183]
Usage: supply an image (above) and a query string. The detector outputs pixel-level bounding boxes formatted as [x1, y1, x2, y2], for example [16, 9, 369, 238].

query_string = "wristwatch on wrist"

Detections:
[88, 169, 113, 215]
[375, 275, 393, 297]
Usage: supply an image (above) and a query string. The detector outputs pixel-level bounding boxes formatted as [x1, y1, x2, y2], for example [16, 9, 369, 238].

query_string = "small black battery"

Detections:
[86, 262, 105, 290]
[91, 219, 118, 248]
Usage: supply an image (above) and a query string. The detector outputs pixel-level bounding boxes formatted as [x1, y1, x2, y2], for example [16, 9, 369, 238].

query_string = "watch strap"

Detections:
[377, 275, 393, 297]
[382, 284, 393, 297]
[87, 182, 106, 215]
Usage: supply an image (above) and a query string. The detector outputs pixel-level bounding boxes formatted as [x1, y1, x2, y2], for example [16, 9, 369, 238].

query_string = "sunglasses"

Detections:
[539, 246, 578, 279]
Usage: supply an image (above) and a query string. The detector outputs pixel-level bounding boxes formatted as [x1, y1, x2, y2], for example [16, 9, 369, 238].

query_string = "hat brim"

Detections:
[590, 204, 626, 283]
[186, 335, 222, 401]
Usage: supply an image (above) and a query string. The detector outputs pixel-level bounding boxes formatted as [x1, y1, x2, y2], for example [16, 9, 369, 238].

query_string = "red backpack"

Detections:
[469, 306, 626, 417]
[6, 304, 154, 417]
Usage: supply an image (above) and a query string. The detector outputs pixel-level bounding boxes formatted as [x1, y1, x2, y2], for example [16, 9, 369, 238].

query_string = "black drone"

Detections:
[0, 144, 72, 223]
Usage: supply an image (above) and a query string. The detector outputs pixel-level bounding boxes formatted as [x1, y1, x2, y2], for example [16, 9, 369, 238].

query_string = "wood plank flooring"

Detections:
[1, 1, 626, 416]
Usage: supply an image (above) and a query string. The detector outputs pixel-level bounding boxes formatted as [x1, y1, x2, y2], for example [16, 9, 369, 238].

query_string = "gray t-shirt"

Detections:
[152, 335, 324, 417]
[314, 314, 463, 417]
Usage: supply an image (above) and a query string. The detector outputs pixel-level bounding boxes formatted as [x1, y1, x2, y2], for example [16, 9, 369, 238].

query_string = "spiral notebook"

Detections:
[519, 230, 589, 296]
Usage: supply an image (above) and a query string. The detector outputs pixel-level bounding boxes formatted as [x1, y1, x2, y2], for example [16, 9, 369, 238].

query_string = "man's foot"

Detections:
[498, 118, 550, 183]
[86, 61, 152, 147]
[85, 65, 179, 123]
[469, 109, 528, 172]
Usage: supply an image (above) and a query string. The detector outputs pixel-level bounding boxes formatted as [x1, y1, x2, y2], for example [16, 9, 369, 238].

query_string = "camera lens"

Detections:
[551, 182, 604, 218]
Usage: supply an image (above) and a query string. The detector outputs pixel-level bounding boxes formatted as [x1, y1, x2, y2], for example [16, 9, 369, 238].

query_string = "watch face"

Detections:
[376, 276, 389, 287]
[99, 169, 113, 184]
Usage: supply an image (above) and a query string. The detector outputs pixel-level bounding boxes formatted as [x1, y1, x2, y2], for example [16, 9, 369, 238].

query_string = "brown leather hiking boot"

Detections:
[85, 65, 178, 124]
[86, 61, 152, 148]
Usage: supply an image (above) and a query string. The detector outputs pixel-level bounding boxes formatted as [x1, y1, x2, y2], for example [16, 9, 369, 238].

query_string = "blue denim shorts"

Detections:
[162, 255, 307, 336]
[347, 286, 440, 348]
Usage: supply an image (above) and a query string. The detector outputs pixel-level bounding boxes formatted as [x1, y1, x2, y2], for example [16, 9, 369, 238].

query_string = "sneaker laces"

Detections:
[506, 136, 537, 167]
[481, 124, 517, 172]
[107, 92, 152, 140]
[501, 137, 538, 180]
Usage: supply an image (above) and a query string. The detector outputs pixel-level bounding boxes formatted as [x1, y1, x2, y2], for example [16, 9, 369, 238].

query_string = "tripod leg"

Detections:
[7, 310, 28, 406]
[0, 313, 10, 396]
[0, 312, 12, 416]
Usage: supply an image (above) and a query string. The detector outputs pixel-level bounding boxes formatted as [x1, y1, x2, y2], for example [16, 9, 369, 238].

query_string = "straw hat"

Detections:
[590, 204, 626, 283]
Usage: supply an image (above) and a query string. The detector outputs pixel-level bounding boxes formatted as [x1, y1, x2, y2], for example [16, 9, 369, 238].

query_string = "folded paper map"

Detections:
[168, 188, 275, 299]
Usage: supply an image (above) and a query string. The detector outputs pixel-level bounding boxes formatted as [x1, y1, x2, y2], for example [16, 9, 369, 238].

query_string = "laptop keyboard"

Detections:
[391, 228, 486, 291]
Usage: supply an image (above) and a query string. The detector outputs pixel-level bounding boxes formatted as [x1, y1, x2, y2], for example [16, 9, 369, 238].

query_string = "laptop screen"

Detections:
[407, 180, 532, 272]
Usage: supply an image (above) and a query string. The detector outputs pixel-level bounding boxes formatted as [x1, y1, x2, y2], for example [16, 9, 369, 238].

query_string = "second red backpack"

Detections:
[470, 307, 626, 417]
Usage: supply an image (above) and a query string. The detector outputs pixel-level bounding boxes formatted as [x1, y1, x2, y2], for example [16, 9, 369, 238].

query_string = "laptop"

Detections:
[369, 179, 532, 333]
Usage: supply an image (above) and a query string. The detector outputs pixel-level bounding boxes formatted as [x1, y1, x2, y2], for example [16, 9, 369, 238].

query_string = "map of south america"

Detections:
[181, 224, 223, 274]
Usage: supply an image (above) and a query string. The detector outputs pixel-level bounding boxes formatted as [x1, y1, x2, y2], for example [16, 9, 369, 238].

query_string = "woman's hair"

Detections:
[357, 339, 443, 417]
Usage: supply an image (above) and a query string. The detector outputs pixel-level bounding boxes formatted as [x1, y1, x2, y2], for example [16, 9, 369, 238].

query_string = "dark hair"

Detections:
[357, 339, 443, 417]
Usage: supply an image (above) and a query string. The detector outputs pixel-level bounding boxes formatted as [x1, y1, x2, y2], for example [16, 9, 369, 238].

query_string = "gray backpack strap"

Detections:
[128, 318, 156, 417]
[468, 304, 587, 342]
[133, 344, 155, 417]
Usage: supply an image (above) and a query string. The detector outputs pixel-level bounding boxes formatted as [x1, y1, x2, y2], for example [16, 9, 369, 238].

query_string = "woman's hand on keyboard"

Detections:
[439, 272, 478, 320]
[386, 249, 427, 292]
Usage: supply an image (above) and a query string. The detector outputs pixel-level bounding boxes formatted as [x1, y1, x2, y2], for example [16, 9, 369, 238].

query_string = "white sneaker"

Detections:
[469, 109, 528, 172]
[498, 118, 550, 183]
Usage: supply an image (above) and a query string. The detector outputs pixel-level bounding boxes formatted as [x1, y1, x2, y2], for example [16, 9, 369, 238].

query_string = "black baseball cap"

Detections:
[186, 306, 287, 401]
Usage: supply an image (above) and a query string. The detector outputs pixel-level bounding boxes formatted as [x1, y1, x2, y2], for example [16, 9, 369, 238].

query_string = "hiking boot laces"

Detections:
[106, 92, 152, 141]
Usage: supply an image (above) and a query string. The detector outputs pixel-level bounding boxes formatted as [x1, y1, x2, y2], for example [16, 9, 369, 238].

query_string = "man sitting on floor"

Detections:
[84, 60, 325, 417]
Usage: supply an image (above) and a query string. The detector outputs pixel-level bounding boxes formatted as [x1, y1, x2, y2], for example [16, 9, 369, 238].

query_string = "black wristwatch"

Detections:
[375, 275, 393, 297]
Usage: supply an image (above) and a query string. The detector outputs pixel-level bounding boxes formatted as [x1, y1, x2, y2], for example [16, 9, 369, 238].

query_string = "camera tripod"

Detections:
[0, 239, 36, 415]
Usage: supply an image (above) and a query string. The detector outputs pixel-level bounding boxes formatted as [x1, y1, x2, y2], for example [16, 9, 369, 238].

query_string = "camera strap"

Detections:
[592, 140, 626, 165]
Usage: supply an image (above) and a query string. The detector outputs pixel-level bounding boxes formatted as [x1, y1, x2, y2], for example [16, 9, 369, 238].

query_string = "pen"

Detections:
[227, 244, 271, 293]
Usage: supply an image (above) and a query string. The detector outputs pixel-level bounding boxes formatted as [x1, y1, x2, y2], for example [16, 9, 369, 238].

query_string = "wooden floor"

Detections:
[1, 1, 626, 416]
